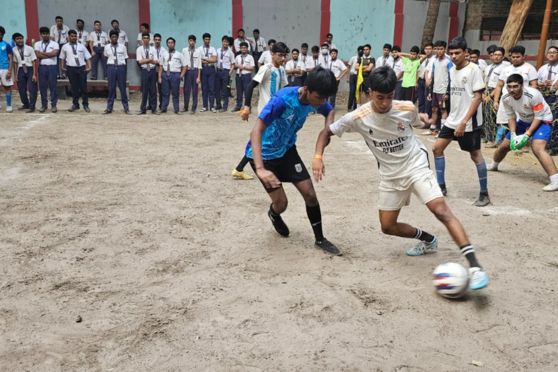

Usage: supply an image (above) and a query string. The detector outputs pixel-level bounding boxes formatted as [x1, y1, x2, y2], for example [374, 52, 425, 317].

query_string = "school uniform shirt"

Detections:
[498, 62, 538, 95]
[76, 30, 89, 45]
[136, 33, 154, 46]
[216, 47, 235, 69]
[153, 46, 166, 64]
[445, 62, 485, 132]
[348, 55, 359, 75]
[50, 24, 70, 44]
[160, 50, 184, 72]
[60, 42, 91, 67]
[477, 59, 488, 74]
[253, 63, 288, 114]
[429, 56, 453, 94]
[88, 30, 108, 48]
[328, 59, 347, 79]
[392, 58, 404, 81]
[12, 45, 37, 69]
[418, 55, 435, 79]
[258, 50, 272, 65]
[104, 43, 128, 65]
[197, 45, 218, 65]
[376, 55, 394, 68]
[112, 29, 128, 46]
[483, 61, 509, 89]
[326, 43, 337, 51]
[330, 101, 430, 191]
[285, 59, 305, 77]
[502, 86, 553, 123]
[305, 56, 321, 71]
[34, 40, 59, 65]
[182, 47, 202, 69]
[250, 37, 266, 53]
[318, 53, 331, 68]
[136, 45, 157, 69]
[235, 53, 255, 74]
[233, 38, 252, 53]
[299, 53, 309, 68]
[537, 62, 558, 85]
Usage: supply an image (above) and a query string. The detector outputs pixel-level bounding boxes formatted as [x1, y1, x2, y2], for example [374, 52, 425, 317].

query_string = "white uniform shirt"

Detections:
[104, 43, 128, 65]
[216, 47, 235, 69]
[250, 37, 266, 53]
[446, 62, 485, 131]
[88, 30, 108, 48]
[392, 58, 404, 80]
[160, 49, 184, 72]
[112, 29, 128, 46]
[329, 59, 347, 78]
[136, 45, 157, 70]
[299, 53, 309, 68]
[502, 86, 553, 123]
[376, 55, 394, 68]
[136, 32, 154, 46]
[34, 40, 59, 65]
[484, 61, 510, 89]
[348, 55, 359, 75]
[60, 43, 91, 67]
[258, 50, 272, 65]
[429, 56, 453, 94]
[197, 45, 217, 66]
[537, 62, 558, 85]
[499, 62, 538, 95]
[13, 45, 37, 68]
[285, 59, 305, 77]
[418, 55, 435, 79]
[253, 63, 288, 114]
[233, 38, 252, 53]
[235, 53, 255, 75]
[153, 46, 166, 65]
[182, 47, 202, 69]
[330, 101, 431, 191]
[76, 30, 89, 45]
[306, 56, 321, 71]
[50, 24, 70, 44]
[319, 53, 331, 68]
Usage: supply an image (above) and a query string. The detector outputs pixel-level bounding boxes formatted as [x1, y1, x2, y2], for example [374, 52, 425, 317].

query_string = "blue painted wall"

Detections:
[150, 0, 232, 48]
[0, 0, 27, 41]
[330, 0, 395, 60]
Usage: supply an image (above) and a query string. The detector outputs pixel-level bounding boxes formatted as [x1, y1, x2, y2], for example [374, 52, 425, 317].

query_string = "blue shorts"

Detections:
[505, 119, 553, 142]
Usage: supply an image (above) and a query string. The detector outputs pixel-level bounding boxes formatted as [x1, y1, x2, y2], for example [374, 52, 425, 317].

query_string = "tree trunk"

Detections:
[421, 0, 442, 46]
[500, 0, 535, 53]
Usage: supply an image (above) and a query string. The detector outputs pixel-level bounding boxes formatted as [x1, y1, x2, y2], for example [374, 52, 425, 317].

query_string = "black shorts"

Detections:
[438, 125, 482, 152]
[249, 146, 310, 192]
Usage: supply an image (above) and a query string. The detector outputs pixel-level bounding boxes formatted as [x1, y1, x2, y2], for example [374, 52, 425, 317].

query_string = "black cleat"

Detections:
[474, 192, 491, 207]
[267, 209, 289, 237]
[439, 184, 447, 196]
[315, 238, 342, 256]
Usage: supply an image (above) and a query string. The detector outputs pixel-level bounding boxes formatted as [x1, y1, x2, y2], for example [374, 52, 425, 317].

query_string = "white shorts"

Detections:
[378, 172, 444, 211]
[0, 69, 14, 86]
[496, 101, 507, 125]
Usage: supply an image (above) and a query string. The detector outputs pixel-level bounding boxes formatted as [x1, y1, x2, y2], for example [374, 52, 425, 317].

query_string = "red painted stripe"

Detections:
[320, 0, 330, 44]
[232, 0, 243, 36]
[138, 0, 151, 26]
[448, 1, 459, 42]
[24, 0, 40, 45]
[393, 0, 404, 47]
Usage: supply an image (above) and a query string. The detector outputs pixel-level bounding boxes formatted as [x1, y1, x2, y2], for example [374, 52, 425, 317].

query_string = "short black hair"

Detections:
[39, 26, 49, 34]
[383, 43, 392, 50]
[111, 19, 119, 25]
[548, 45, 558, 53]
[237, 28, 244, 33]
[433, 40, 447, 48]
[367, 66, 396, 94]
[494, 47, 505, 55]
[448, 36, 467, 51]
[392, 45, 401, 52]
[301, 43, 308, 48]
[0, 26, 4, 35]
[188, 34, 196, 41]
[506, 73, 523, 85]
[141, 23, 150, 29]
[239, 41, 248, 48]
[153, 33, 162, 39]
[253, 28, 260, 33]
[68, 29, 77, 36]
[222, 35, 229, 42]
[166, 37, 176, 44]
[486, 44, 497, 54]
[424, 42, 433, 48]
[76, 19, 84, 24]
[311, 45, 319, 53]
[321, 42, 329, 48]
[410, 45, 420, 53]
[306, 67, 337, 97]
[203, 33, 211, 39]
[268, 39, 276, 45]
[357, 45, 364, 52]
[109, 30, 118, 38]
[141, 32, 150, 39]
[363, 44, 371, 50]
[94, 20, 101, 25]
[327, 33, 333, 38]
[55, 16, 63, 21]
[271, 42, 288, 54]
[471, 49, 481, 56]
[292, 48, 299, 53]
[509, 45, 526, 55]
[330, 48, 338, 54]
[13, 32, 24, 39]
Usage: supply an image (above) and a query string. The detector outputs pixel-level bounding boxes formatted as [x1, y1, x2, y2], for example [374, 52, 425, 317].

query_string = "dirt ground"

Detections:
[1, 94, 557, 371]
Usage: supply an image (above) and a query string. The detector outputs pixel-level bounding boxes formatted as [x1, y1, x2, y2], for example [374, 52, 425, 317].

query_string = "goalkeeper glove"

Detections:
[509, 132, 517, 151]
[514, 133, 530, 150]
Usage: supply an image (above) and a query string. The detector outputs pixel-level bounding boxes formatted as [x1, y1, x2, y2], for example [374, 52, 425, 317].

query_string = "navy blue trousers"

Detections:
[183, 69, 199, 111]
[201, 65, 216, 109]
[91, 46, 107, 79]
[140, 68, 157, 113]
[235, 73, 252, 109]
[17, 67, 38, 109]
[107, 65, 128, 111]
[38, 64, 58, 108]
[161, 71, 180, 113]
[66, 66, 88, 107]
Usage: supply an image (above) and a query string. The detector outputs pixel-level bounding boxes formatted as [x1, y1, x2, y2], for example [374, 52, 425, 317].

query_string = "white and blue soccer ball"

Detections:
[432, 262, 469, 299]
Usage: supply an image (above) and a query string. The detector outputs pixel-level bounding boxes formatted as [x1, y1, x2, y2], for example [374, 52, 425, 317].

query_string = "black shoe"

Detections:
[439, 184, 447, 196]
[68, 105, 79, 112]
[51, 107, 57, 113]
[84, 106, 90, 113]
[160, 110, 167, 113]
[174, 110, 180, 114]
[26, 108, 35, 113]
[39, 107, 47, 113]
[138, 111, 147, 115]
[474, 192, 491, 207]
[182, 108, 189, 112]
[231, 107, 241, 112]
[152, 110, 159, 115]
[315, 238, 342, 256]
[103, 109, 112, 114]
[18, 105, 30, 111]
[267, 208, 289, 237]
[124, 110, 130, 115]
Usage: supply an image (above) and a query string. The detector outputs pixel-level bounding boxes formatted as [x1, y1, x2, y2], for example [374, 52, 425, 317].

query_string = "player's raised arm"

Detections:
[312, 126, 334, 182]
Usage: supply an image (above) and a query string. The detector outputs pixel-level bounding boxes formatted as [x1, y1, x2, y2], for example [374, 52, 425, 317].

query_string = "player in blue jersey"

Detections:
[246, 67, 341, 255]
[0, 26, 15, 112]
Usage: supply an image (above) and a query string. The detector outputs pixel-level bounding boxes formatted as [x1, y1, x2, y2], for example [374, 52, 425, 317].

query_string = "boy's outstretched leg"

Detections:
[378, 209, 438, 256]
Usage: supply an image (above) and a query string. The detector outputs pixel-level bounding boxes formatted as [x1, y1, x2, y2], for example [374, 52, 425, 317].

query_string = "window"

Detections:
[481, 12, 558, 41]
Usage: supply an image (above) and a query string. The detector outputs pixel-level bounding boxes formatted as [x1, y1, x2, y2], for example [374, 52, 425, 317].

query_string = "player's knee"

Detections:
[274, 199, 288, 214]
[432, 205, 452, 224]
[304, 192, 318, 207]
[380, 223, 396, 235]
[432, 144, 443, 157]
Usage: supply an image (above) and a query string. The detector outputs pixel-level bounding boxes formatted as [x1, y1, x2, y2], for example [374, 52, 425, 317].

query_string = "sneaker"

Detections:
[315, 238, 342, 256]
[51, 107, 57, 113]
[231, 169, 254, 180]
[83, 106, 90, 113]
[18, 105, 30, 111]
[267, 208, 289, 237]
[68, 105, 79, 112]
[487, 162, 499, 171]
[200, 107, 208, 112]
[6, 106, 13, 113]
[474, 193, 491, 207]
[406, 236, 438, 256]
[211, 108, 218, 113]
[39, 107, 47, 113]
[439, 184, 447, 196]
[468, 267, 489, 290]
[231, 107, 241, 112]
[542, 182, 558, 192]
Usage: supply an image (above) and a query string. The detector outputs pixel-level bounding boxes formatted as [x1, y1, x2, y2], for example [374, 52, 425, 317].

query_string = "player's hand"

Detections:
[158, 77, 162, 84]
[240, 106, 250, 121]
[509, 132, 517, 151]
[426, 93, 432, 101]
[6, 70, 12, 79]
[312, 158, 325, 182]
[454, 122, 466, 137]
[256, 168, 281, 189]
[493, 101, 499, 111]
[32, 75, 37, 83]
[514, 133, 530, 150]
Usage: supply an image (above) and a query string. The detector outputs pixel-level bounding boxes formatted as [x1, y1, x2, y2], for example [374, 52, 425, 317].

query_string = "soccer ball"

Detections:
[432, 262, 470, 299]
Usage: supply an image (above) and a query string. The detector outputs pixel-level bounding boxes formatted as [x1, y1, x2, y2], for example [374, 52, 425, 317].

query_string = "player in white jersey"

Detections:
[537, 46, 558, 92]
[433, 37, 490, 207]
[488, 74, 558, 191]
[312, 66, 489, 290]
[483, 46, 510, 147]
[232, 42, 289, 180]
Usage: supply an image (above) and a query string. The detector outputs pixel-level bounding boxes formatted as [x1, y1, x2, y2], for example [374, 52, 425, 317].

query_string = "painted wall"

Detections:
[150, 0, 232, 49]
[0, 0, 27, 41]
[242, 0, 321, 53]
[330, 0, 395, 60]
